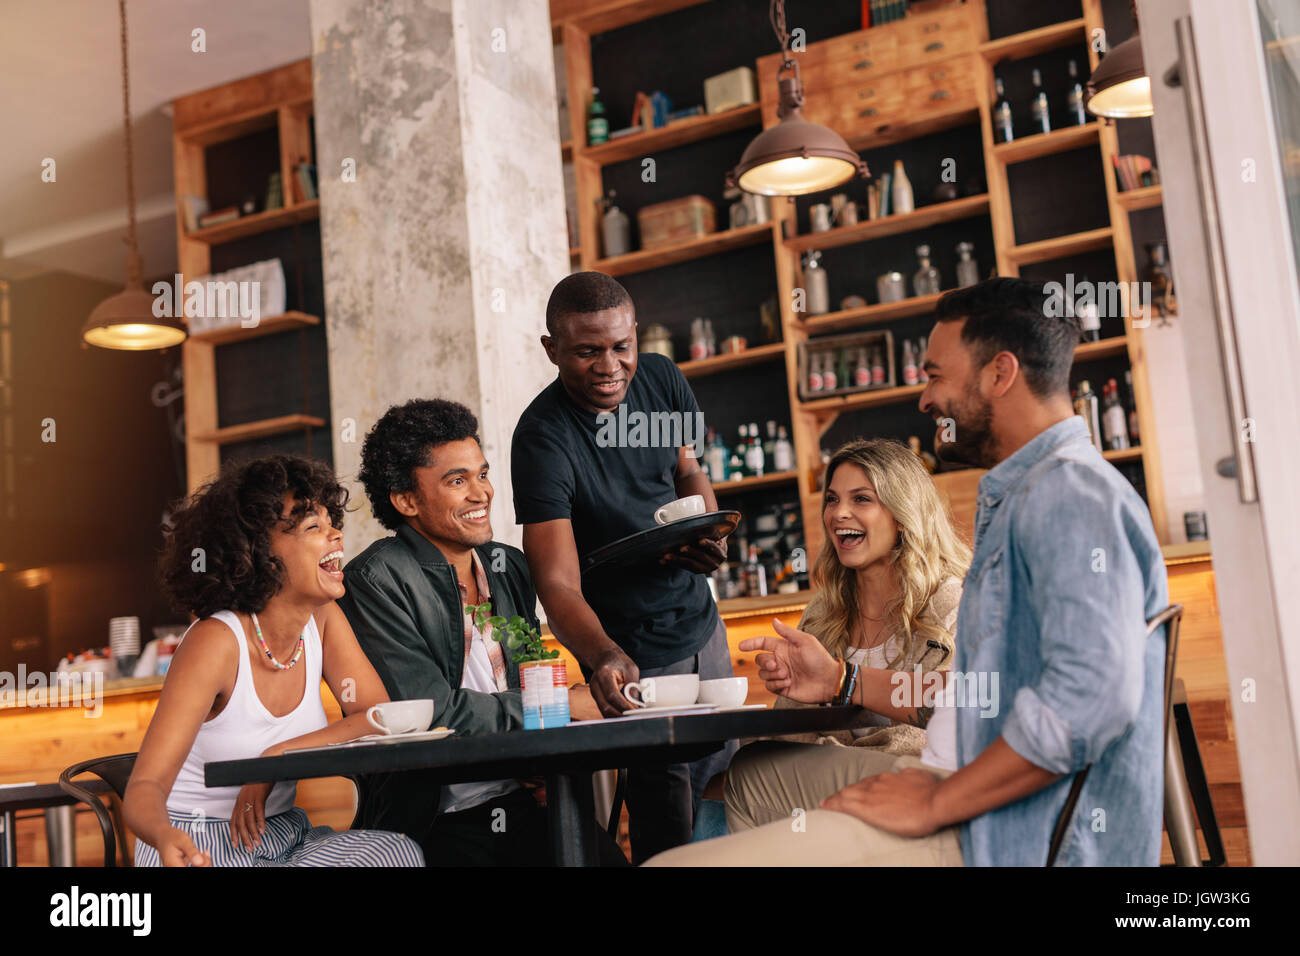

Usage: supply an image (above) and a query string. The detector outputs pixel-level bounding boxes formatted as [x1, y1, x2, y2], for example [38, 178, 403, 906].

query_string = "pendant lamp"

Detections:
[728, 0, 867, 196]
[1085, 1, 1154, 119]
[83, 0, 186, 351]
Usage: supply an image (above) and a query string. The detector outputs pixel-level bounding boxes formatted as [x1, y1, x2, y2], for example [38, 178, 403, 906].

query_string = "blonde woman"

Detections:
[684, 438, 971, 855]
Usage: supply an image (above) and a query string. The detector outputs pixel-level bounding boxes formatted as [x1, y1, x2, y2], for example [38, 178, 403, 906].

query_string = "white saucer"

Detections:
[617, 703, 720, 719]
[352, 728, 455, 744]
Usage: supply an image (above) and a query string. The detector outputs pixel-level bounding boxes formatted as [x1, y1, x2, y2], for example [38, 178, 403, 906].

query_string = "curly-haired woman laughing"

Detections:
[124, 455, 423, 866]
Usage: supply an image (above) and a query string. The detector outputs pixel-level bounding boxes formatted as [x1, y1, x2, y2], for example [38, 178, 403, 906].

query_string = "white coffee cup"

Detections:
[698, 677, 749, 709]
[365, 699, 434, 735]
[654, 494, 706, 525]
[622, 674, 700, 709]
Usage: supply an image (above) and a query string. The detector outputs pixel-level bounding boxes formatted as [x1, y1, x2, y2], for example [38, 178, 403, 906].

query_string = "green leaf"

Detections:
[509, 615, 525, 628]
[507, 633, 523, 650]
[489, 616, 507, 629]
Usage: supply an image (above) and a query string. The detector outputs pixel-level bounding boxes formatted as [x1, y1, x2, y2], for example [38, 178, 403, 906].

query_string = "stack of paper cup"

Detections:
[109, 616, 141, 679]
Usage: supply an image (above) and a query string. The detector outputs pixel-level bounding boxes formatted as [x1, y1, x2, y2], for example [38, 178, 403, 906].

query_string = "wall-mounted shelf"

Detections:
[979, 18, 1086, 62]
[802, 292, 946, 337]
[580, 103, 761, 166]
[188, 311, 320, 345]
[1005, 226, 1113, 265]
[185, 200, 320, 245]
[993, 122, 1100, 165]
[713, 470, 798, 494]
[591, 222, 771, 277]
[678, 342, 785, 379]
[193, 414, 326, 446]
[784, 195, 991, 255]
[1115, 184, 1164, 212]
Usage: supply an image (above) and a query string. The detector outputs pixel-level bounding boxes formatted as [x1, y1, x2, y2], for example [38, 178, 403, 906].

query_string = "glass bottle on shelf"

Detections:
[774, 426, 795, 472]
[587, 87, 609, 145]
[917, 336, 930, 382]
[955, 241, 979, 288]
[689, 318, 708, 361]
[836, 347, 850, 392]
[870, 347, 886, 386]
[902, 339, 919, 386]
[744, 544, 768, 598]
[853, 347, 871, 387]
[763, 421, 778, 473]
[803, 251, 830, 315]
[994, 76, 1014, 143]
[734, 425, 751, 477]
[745, 422, 765, 476]
[908, 435, 938, 474]
[1030, 69, 1051, 135]
[1076, 276, 1101, 341]
[1124, 370, 1141, 445]
[807, 352, 824, 394]
[600, 190, 631, 258]
[1073, 380, 1103, 452]
[1066, 60, 1086, 126]
[1101, 378, 1131, 450]
[822, 351, 838, 391]
[891, 159, 915, 215]
[703, 318, 717, 356]
[913, 244, 941, 296]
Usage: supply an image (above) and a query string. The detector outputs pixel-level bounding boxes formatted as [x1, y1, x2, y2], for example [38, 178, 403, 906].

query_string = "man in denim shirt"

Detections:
[648, 278, 1167, 866]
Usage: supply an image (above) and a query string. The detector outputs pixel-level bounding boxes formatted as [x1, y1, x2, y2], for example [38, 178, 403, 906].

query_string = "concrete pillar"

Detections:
[309, 0, 566, 554]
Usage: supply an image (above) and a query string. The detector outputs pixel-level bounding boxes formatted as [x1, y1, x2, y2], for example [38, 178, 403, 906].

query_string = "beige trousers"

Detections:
[644, 741, 963, 866]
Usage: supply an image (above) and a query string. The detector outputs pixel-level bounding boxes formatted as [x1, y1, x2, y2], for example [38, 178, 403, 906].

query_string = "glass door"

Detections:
[1143, 0, 1300, 865]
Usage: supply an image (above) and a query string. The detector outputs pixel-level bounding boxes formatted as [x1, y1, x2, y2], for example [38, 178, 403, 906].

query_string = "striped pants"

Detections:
[134, 807, 424, 867]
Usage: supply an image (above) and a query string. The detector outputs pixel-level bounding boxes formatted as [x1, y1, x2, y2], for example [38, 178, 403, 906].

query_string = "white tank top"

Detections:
[165, 610, 327, 821]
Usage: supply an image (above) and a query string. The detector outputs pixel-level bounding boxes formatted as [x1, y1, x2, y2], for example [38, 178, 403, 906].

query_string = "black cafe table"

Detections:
[206, 706, 877, 866]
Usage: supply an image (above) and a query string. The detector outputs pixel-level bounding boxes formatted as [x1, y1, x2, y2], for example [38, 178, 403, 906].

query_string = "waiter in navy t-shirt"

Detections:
[511, 271, 737, 863]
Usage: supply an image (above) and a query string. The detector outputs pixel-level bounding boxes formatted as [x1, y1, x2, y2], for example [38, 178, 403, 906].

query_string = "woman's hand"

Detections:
[158, 826, 210, 867]
[739, 618, 843, 703]
[230, 781, 273, 851]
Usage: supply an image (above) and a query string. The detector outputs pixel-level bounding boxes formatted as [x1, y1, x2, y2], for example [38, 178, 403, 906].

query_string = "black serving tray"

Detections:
[580, 510, 741, 575]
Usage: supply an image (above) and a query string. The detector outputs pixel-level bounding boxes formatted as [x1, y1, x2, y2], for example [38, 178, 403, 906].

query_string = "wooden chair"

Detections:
[57, 752, 137, 867]
[1045, 604, 1215, 866]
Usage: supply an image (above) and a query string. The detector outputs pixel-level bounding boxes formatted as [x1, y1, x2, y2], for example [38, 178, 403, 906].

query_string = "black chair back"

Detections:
[1045, 604, 1183, 866]
[58, 753, 138, 867]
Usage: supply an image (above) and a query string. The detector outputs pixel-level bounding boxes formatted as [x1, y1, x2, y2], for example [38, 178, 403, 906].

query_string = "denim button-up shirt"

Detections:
[954, 416, 1168, 865]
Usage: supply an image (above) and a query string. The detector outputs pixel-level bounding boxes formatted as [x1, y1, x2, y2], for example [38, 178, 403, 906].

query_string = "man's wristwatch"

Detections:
[833, 660, 860, 707]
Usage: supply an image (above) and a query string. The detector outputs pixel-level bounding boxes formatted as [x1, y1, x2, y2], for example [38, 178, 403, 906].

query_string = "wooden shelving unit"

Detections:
[590, 222, 771, 277]
[712, 470, 797, 494]
[1115, 184, 1164, 212]
[580, 103, 762, 165]
[784, 195, 990, 254]
[172, 60, 328, 491]
[188, 310, 320, 345]
[993, 122, 1100, 164]
[678, 342, 785, 379]
[556, 0, 1171, 556]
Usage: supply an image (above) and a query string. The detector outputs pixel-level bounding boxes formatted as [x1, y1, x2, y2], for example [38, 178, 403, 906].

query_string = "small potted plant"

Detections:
[466, 603, 569, 729]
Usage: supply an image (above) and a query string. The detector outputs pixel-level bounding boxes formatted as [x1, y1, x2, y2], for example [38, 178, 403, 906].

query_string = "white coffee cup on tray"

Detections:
[698, 677, 749, 709]
[365, 699, 434, 735]
[654, 494, 706, 525]
[621, 674, 700, 709]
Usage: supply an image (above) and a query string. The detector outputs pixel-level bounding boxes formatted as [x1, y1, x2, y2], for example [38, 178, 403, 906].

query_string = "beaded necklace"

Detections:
[251, 612, 305, 671]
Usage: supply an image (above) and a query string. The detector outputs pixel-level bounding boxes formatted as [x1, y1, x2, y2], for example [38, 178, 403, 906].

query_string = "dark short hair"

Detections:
[935, 277, 1080, 397]
[545, 271, 633, 337]
[358, 398, 480, 531]
[159, 455, 348, 618]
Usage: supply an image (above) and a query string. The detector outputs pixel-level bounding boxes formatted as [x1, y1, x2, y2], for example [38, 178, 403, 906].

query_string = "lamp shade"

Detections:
[82, 284, 186, 350]
[1085, 34, 1153, 118]
[734, 115, 864, 196]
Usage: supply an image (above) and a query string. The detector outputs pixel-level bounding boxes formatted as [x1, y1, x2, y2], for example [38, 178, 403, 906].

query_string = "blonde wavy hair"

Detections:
[802, 438, 971, 666]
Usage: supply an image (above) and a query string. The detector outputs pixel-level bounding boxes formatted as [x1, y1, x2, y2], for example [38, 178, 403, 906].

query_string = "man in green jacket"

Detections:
[339, 398, 602, 865]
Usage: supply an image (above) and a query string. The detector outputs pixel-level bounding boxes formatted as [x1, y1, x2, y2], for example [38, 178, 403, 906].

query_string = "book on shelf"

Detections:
[180, 195, 209, 233]
[295, 162, 318, 202]
[1113, 154, 1159, 191]
[265, 171, 284, 211]
[197, 206, 240, 229]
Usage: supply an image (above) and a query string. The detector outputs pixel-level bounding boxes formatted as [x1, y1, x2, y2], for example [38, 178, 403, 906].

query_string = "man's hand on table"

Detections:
[660, 536, 727, 574]
[739, 618, 842, 704]
[589, 646, 640, 718]
[820, 767, 945, 837]
[568, 684, 603, 721]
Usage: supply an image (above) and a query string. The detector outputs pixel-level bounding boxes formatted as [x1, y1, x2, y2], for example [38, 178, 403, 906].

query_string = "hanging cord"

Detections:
[118, 0, 143, 287]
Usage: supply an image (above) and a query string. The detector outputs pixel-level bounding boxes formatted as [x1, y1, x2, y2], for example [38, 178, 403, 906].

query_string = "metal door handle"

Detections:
[854, 59, 873, 70]
[925, 41, 945, 52]
[1176, 17, 1258, 503]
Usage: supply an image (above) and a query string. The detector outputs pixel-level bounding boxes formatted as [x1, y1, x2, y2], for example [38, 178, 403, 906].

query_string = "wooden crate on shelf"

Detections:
[797, 329, 896, 403]
[637, 195, 716, 250]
